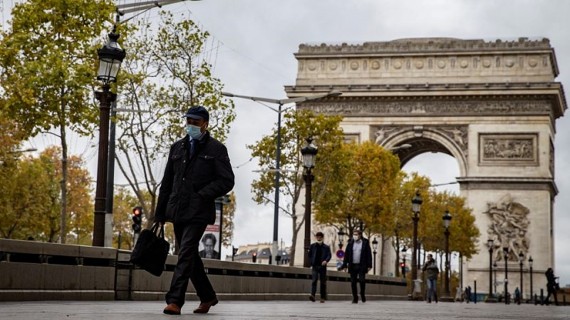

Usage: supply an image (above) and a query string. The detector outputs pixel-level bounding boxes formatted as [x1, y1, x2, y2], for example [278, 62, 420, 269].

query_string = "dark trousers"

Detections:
[311, 266, 327, 299]
[545, 287, 559, 305]
[349, 264, 367, 301]
[166, 223, 215, 307]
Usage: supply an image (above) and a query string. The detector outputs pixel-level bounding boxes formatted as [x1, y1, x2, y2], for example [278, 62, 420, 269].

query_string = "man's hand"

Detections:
[321, 261, 328, 266]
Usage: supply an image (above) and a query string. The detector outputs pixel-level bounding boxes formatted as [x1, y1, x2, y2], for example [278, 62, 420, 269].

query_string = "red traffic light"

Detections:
[400, 262, 405, 267]
[133, 206, 143, 216]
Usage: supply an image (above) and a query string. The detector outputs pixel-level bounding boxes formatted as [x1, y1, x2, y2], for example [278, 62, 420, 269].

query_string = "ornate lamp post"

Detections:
[503, 246, 509, 304]
[411, 192, 422, 297]
[301, 138, 317, 268]
[337, 228, 345, 248]
[93, 29, 126, 247]
[518, 251, 524, 304]
[486, 239, 496, 302]
[442, 210, 452, 301]
[372, 237, 378, 275]
[528, 256, 534, 303]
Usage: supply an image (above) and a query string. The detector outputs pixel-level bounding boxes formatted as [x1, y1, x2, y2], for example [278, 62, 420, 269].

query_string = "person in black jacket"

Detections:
[308, 231, 332, 303]
[341, 229, 373, 303]
[545, 267, 559, 305]
[155, 106, 235, 315]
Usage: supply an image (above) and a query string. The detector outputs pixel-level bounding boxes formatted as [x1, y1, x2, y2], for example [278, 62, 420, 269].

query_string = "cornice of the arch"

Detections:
[296, 93, 560, 119]
[379, 125, 468, 176]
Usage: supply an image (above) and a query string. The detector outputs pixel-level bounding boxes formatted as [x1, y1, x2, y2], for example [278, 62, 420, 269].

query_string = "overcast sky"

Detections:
[166, 0, 570, 284]
[8, 0, 570, 285]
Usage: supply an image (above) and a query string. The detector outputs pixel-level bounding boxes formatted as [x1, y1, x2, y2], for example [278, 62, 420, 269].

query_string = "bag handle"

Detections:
[150, 222, 165, 239]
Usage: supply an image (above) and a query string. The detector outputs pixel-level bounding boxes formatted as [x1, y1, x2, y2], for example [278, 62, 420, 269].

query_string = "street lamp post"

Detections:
[493, 261, 498, 295]
[301, 138, 317, 268]
[372, 238, 379, 275]
[442, 210, 452, 301]
[518, 251, 524, 304]
[337, 228, 345, 248]
[92, 29, 126, 247]
[503, 246, 509, 304]
[222, 91, 340, 264]
[528, 256, 534, 303]
[486, 239, 496, 302]
[411, 191, 422, 298]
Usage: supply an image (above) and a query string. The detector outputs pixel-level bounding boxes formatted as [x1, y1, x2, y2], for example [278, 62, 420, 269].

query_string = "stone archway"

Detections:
[287, 38, 566, 296]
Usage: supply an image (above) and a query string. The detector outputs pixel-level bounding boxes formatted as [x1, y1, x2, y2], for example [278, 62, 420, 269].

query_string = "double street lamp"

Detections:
[410, 191, 422, 296]
[442, 210, 452, 300]
[372, 238, 379, 275]
[93, 29, 126, 247]
[301, 138, 317, 268]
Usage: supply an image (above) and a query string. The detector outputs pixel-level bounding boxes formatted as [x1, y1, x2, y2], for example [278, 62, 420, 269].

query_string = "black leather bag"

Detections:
[130, 222, 170, 276]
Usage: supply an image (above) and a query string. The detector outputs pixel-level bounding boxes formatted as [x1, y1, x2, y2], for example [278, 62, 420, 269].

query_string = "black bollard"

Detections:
[540, 289, 544, 305]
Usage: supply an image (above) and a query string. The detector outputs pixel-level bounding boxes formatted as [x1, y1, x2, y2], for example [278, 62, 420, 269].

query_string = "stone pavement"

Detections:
[0, 300, 569, 320]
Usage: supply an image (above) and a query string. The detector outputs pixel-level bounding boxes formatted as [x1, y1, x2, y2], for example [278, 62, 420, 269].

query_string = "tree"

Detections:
[0, 146, 92, 243]
[248, 109, 344, 265]
[314, 141, 401, 235]
[0, 0, 116, 243]
[114, 11, 235, 229]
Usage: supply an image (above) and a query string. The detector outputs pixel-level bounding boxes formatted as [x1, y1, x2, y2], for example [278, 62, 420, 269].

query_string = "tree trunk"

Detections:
[289, 214, 299, 266]
[59, 114, 68, 244]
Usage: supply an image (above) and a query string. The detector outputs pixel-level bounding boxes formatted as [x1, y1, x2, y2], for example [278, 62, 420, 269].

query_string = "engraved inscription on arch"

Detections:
[479, 133, 538, 166]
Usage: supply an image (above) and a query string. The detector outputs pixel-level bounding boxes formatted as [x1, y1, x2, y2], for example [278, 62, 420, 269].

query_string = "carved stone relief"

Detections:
[479, 133, 538, 166]
[484, 194, 530, 262]
[305, 100, 552, 117]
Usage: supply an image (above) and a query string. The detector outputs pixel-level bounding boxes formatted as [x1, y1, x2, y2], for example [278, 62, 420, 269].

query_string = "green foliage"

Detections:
[0, 0, 115, 137]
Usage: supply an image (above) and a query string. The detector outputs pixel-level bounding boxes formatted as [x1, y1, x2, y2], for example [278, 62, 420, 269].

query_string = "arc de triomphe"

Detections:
[286, 38, 566, 296]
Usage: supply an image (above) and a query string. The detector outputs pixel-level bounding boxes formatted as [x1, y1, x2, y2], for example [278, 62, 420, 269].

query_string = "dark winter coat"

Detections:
[308, 242, 332, 267]
[155, 132, 234, 225]
[341, 237, 373, 271]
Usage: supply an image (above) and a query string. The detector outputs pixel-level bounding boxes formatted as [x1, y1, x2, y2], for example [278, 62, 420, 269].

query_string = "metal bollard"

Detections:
[540, 289, 544, 305]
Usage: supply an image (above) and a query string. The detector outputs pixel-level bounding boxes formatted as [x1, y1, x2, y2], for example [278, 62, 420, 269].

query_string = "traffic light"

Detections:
[232, 246, 238, 256]
[400, 262, 406, 278]
[252, 252, 257, 263]
[132, 206, 143, 233]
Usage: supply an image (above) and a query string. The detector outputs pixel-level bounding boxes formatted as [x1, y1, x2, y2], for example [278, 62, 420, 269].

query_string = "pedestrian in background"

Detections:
[422, 254, 439, 303]
[308, 231, 332, 303]
[155, 106, 235, 315]
[341, 229, 372, 303]
[545, 267, 559, 305]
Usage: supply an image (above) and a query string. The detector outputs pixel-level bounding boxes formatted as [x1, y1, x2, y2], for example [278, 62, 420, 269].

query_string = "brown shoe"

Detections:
[193, 298, 218, 314]
[163, 303, 181, 315]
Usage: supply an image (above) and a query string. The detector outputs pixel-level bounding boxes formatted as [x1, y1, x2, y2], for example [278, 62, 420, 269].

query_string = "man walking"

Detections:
[155, 106, 235, 315]
[308, 231, 332, 303]
[341, 229, 372, 303]
[422, 254, 439, 303]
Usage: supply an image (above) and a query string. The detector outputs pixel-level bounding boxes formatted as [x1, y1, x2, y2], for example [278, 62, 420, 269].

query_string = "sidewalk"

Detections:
[0, 300, 568, 320]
